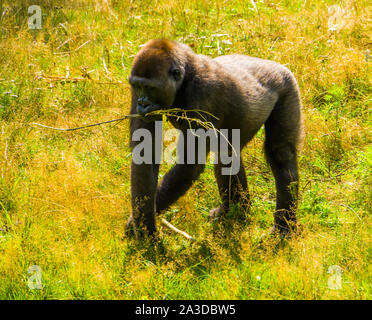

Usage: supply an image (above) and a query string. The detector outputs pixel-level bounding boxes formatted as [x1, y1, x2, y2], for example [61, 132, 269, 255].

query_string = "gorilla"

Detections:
[126, 39, 303, 238]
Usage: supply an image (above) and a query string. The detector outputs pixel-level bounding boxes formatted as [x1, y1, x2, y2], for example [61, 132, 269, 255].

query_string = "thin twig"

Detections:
[269, 37, 279, 50]
[102, 45, 110, 75]
[31, 109, 217, 132]
[250, 0, 258, 13]
[31, 115, 140, 131]
[340, 204, 362, 222]
[54, 40, 91, 55]
[161, 218, 196, 242]
[4, 141, 8, 161]
[31, 108, 239, 157]
[55, 38, 73, 51]
[38, 74, 123, 84]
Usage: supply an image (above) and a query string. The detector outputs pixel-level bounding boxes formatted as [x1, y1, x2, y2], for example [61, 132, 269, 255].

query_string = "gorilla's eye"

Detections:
[170, 68, 181, 81]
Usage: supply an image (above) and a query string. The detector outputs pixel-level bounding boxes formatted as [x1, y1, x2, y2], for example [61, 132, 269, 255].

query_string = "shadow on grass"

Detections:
[121, 206, 291, 283]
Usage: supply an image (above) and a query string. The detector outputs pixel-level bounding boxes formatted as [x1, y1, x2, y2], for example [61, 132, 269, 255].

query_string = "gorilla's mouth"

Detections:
[137, 103, 162, 117]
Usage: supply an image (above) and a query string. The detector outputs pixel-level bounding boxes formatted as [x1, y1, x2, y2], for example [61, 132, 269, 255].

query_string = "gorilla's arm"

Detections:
[126, 92, 160, 237]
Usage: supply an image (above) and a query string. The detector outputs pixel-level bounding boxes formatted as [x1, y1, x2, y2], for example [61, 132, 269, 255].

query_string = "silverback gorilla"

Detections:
[126, 39, 303, 238]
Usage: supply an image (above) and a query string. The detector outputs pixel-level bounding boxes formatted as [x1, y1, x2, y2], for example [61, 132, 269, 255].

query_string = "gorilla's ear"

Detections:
[170, 67, 182, 81]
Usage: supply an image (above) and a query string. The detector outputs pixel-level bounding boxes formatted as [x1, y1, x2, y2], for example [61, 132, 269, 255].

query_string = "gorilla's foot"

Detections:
[124, 216, 136, 238]
[270, 220, 302, 239]
[208, 204, 228, 221]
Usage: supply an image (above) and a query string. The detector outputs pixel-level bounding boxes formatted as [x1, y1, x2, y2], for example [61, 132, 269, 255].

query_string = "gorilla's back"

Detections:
[213, 54, 294, 93]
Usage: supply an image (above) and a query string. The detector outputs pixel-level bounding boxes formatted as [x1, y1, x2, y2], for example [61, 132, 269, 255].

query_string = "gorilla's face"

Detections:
[129, 48, 184, 117]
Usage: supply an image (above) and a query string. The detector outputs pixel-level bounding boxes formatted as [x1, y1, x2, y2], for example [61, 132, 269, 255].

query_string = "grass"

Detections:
[0, 0, 371, 299]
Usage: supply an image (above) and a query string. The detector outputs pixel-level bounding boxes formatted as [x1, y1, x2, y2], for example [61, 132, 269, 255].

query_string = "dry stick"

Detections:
[161, 218, 196, 242]
[55, 38, 73, 51]
[102, 45, 110, 76]
[39, 75, 123, 85]
[31, 109, 219, 132]
[250, 0, 258, 13]
[31, 109, 237, 157]
[54, 40, 91, 55]
[42, 75, 85, 81]
[32, 109, 236, 164]
[31, 114, 140, 131]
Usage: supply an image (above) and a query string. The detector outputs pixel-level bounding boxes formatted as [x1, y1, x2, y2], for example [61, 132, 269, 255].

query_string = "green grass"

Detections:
[0, 0, 371, 299]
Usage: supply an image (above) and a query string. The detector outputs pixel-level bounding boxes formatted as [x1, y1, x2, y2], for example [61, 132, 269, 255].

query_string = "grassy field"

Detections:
[0, 0, 370, 299]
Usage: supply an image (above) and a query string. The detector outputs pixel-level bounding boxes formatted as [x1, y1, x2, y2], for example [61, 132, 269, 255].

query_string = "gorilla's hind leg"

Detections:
[264, 92, 302, 236]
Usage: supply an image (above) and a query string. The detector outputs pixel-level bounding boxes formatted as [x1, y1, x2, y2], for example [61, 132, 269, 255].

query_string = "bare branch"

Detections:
[161, 218, 196, 242]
